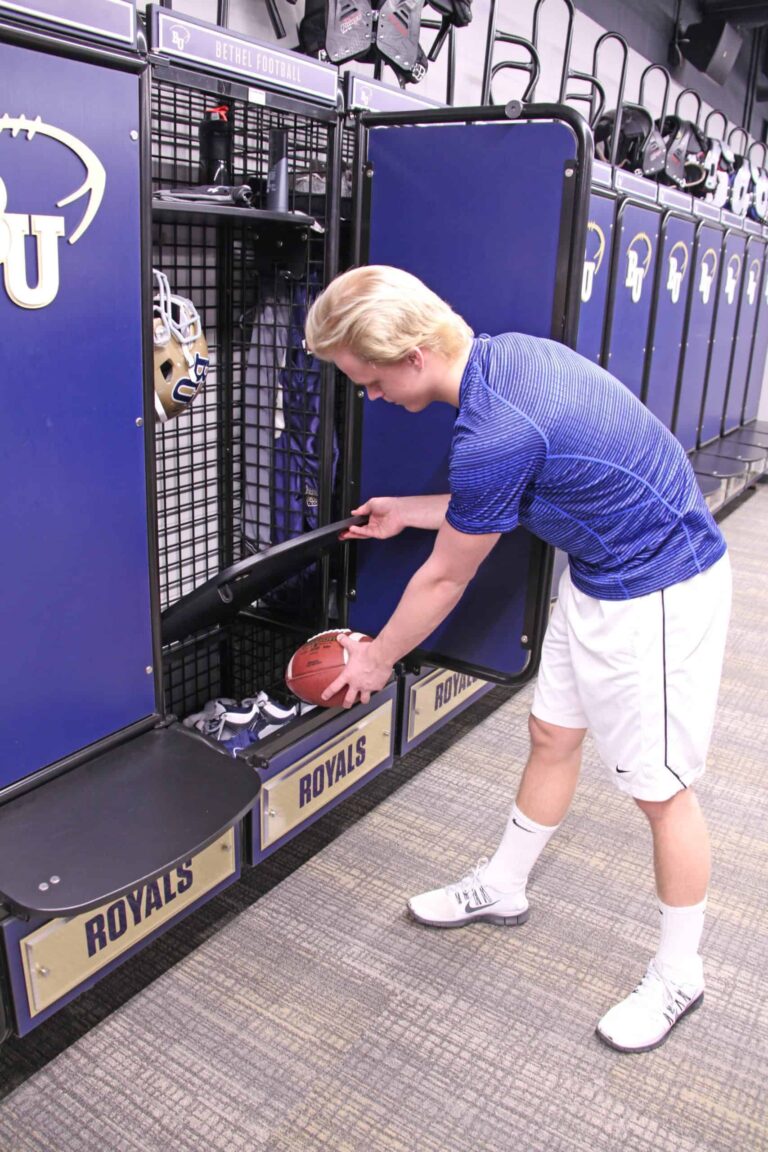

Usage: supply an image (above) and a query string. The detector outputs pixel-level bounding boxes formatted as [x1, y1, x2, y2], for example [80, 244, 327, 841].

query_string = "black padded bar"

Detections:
[151, 200, 317, 227]
[161, 517, 367, 645]
[0, 726, 259, 916]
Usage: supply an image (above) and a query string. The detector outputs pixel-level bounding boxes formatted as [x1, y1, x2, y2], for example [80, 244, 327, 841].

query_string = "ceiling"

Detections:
[699, 1, 768, 26]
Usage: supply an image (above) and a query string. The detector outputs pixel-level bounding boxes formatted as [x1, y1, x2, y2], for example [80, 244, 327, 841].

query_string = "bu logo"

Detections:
[581, 221, 606, 303]
[0, 114, 105, 310]
[724, 255, 742, 306]
[698, 248, 718, 305]
[666, 241, 689, 304]
[625, 233, 653, 303]
[172, 353, 209, 405]
[170, 25, 191, 51]
[747, 260, 761, 307]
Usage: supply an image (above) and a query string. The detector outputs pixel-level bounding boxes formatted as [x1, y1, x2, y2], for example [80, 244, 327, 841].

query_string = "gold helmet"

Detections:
[153, 269, 210, 423]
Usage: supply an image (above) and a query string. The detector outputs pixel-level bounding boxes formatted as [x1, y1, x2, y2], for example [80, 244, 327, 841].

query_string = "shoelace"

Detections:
[447, 856, 495, 907]
[632, 961, 695, 1025]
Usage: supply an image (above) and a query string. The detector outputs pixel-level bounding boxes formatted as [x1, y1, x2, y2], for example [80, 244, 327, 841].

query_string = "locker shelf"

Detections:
[722, 427, 768, 449]
[690, 451, 748, 481]
[0, 726, 259, 917]
[698, 439, 766, 475]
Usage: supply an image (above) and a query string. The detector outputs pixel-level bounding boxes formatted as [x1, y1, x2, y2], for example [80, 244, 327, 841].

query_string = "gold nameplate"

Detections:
[260, 700, 393, 849]
[20, 831, 237, 1017]
[408, 668, 488, 742]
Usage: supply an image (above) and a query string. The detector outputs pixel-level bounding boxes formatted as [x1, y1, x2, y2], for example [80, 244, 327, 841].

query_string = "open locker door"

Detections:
[347, 105, 592, 683]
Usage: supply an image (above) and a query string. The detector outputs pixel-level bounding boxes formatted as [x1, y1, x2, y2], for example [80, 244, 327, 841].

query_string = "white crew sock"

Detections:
[482, 802, 560, 895]
[654, 897, 707, 978]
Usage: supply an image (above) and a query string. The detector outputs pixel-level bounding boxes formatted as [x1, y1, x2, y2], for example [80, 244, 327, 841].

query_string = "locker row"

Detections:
[1, 0, 764, 1046]
[578, 160, 768, 515]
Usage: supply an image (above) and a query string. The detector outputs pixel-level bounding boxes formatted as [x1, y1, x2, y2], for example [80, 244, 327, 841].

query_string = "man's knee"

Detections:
[528, 713, 586, 758]
[634, 787, 701, 823]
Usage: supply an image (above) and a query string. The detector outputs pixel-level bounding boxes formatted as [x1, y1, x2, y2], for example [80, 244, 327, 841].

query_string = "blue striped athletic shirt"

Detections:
[446, 334, 726, 600]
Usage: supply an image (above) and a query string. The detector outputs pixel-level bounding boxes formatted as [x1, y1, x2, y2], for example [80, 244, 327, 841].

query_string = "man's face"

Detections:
[332, 347, 430, 412]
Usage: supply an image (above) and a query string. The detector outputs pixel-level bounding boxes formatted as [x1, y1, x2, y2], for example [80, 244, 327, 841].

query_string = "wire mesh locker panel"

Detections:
[348, 111, 589, 682]
[576, 189, 616, 366]
[699, 230, 747, 446]
[722, 234, 766, 433]
[150, 68, 341, 719]
[643, 212, 696, 431]
[0, 39, 155, 790]
[674, 222, 723, 452]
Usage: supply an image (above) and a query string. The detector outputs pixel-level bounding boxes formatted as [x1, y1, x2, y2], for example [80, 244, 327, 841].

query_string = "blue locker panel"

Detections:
[644, 214, 696, 429]
[248, 685, 398, 865]
[576, 190, 615, 364]
[743, 256, 768, 424]
[700, 231, 747, 445]
[349, 120, 579, 680]
[605, 201, 662, 397]
[723, 237, 766, 432]
[0, 43, 154, 788]
[675, 224, 723, 451]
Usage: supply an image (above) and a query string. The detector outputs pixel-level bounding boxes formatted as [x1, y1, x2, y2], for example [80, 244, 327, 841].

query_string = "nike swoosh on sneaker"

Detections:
[615, 766, 631, 774]
[464, 898, 500, 914]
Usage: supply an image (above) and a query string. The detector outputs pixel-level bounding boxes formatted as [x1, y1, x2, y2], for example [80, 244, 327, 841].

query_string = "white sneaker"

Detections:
[407, 858, 529, 928]
[182, 698, 237, 737]
[596, 959, 705, 1053]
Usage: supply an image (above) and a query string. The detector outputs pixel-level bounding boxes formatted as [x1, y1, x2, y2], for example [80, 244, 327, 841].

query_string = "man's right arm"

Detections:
[390, 494, 450, 530]
[340, 494, 450, 540]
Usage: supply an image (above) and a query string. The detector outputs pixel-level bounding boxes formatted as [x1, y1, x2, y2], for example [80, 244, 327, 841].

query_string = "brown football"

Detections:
[285, 629, 373, 707]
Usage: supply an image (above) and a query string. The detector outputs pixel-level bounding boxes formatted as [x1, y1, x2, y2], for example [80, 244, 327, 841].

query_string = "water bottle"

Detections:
[199, 105, 233, 186]
[266, 128, 289, 212]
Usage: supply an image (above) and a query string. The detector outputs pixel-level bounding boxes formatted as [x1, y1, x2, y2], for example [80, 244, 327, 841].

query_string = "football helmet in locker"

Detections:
[152, 269, 210, 423]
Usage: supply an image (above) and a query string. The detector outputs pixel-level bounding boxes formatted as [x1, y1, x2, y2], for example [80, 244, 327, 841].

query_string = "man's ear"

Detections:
[406, 348, 424, 369]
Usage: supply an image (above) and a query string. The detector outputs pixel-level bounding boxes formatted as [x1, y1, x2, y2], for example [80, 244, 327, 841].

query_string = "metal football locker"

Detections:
[642, 193, 697, 431]
[602, 173, 662, 402]
[576, 164, 616, 367]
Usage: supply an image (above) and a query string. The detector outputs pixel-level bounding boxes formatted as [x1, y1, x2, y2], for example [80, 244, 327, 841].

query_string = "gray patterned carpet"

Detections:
[0, 486, 766, 1152]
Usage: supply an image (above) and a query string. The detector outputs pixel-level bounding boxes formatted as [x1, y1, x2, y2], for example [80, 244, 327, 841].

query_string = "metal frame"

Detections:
[344, 100, 592, 682]
[148, 53, 346, 720]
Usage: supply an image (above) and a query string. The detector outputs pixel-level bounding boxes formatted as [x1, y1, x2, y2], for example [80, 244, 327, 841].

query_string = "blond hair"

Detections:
[305, 265, 473, 363]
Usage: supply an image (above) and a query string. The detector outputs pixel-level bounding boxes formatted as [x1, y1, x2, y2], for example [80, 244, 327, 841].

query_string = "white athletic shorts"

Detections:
[531, 553, 732, 801]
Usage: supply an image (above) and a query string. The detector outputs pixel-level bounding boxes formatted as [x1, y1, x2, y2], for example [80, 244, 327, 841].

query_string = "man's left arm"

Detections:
[323, 522, 501, 707]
